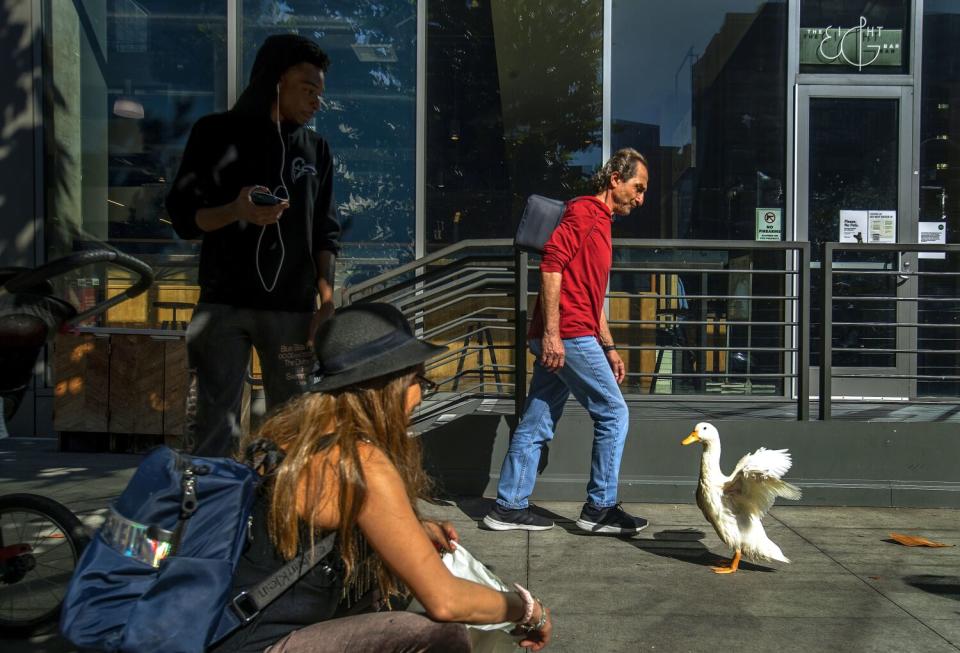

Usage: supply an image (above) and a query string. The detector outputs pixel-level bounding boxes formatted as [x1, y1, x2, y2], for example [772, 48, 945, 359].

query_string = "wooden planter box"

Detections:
[53, 332, 190, 450]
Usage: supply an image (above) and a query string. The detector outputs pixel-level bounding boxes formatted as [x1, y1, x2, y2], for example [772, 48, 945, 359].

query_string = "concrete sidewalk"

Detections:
[2, 439, 958, 653]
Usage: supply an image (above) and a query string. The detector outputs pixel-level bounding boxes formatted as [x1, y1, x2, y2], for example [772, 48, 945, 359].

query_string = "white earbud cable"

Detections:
[255, 82, 290, 293]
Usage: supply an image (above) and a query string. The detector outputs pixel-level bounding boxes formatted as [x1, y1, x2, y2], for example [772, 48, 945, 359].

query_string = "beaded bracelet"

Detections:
[513, 583, 548, 633]
[513, 583, 535, 625]
[529, 598, 547, 632]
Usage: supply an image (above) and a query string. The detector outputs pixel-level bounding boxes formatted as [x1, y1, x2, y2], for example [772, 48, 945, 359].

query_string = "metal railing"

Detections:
[343, 238, 812, 420]
[517, 239, 811, 419]
[339, 238, 960, 422]
[819, 243, 960, 419]
[342, 239, 518, 422]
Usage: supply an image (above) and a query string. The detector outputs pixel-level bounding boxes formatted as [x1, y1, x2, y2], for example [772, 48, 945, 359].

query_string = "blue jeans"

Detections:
[495, 336, 629, 510]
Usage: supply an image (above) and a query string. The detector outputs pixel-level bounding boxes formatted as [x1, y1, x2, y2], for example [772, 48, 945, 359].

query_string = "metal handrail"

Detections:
[819, 242, 960, 419]
[336, 238, 959, 424]
[341, 239, 513, 304]
[341, 238, 811, 420]
[516, 239, 811, 419]
[613, 238, 805, 250]
[341, 240, 517, 422]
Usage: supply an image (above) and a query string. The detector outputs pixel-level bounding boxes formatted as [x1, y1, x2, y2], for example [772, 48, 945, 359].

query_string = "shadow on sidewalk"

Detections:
[0, 622, 73, 653]
[453, 497, 575, 527]
[421, 415, 503, 498]
[903, 575, 960, 601]
[624, 529, 775, 572]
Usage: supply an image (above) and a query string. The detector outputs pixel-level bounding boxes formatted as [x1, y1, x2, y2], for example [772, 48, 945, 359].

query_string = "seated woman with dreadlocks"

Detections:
[212, 302, 552, 653]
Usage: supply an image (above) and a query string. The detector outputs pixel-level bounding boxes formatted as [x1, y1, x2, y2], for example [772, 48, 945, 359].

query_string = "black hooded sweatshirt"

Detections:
[165, 51, 340, 313]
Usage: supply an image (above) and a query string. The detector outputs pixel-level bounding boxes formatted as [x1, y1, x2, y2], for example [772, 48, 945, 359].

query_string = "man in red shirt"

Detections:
[484, 148, 649, 533]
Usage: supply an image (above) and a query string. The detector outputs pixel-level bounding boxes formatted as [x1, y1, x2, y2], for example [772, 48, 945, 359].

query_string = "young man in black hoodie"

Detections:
[166, 34, 340, 456]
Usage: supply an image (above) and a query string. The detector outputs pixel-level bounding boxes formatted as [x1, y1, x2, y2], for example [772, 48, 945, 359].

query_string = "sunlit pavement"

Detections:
[2, 438, 958, 653]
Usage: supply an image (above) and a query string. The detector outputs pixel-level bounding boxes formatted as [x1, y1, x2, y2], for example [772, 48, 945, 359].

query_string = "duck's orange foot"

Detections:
[710, 549, 741, 574]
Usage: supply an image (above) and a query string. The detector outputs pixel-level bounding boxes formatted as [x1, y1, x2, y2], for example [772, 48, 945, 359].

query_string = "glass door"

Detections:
[797, 85, 916, 399]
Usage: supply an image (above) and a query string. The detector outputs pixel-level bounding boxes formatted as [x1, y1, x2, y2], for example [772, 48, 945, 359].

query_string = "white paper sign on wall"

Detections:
[918, 221, 947, 260]
[839, 210, 868, 243]
[755, 208, 782, 241]
[868, 210, 896, 243]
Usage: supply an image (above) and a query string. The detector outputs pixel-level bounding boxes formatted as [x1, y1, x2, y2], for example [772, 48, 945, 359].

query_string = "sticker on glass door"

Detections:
[838, 210, 896, 243]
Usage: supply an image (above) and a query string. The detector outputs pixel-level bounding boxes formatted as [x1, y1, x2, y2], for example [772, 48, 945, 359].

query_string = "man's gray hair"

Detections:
[591, 148, 648, 193]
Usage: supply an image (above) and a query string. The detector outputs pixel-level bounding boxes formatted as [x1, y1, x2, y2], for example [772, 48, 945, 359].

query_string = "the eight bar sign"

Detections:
[800, 16, 902, 70]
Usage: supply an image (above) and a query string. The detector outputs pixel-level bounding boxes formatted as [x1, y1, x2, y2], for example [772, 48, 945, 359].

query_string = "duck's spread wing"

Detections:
[722, 448, 802, 517]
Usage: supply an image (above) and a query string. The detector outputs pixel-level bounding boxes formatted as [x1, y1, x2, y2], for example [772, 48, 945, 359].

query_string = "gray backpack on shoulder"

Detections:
[514, 195, 566, 254]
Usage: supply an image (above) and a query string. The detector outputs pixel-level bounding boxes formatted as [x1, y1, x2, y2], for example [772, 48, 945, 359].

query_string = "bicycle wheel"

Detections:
[0, 493, 89, 632]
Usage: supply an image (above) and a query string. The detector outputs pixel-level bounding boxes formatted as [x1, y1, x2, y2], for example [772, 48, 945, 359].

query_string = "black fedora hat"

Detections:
[308, 303, 447, 392]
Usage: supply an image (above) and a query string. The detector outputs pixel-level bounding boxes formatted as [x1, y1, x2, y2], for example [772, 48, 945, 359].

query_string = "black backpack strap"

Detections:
[243, 439, 285, 475]
[229, 532, 337, 625]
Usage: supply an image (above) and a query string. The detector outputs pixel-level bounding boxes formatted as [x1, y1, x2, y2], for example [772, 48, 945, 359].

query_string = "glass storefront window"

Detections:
[43, 1, 417, 328]
[241, 0, 417, 289]
[425, 0, 603, 250]
[611, 1, 787, 397]
[800, 0, 910, 75]
[611, 0, 787, 240]
[43, 1, 227, 328]
[807, 98, 899, 369]
[919, 0, 960, 398]
[608, 247, 788, 397]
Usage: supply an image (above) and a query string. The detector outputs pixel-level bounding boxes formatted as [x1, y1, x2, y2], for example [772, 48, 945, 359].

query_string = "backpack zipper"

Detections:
[170, 464, 206, 555]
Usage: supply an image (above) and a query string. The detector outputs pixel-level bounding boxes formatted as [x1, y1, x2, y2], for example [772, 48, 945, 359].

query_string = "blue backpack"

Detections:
[60, 445, 335, 653]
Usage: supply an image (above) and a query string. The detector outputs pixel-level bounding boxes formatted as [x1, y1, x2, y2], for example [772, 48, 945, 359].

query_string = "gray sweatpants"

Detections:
[264, 612, 470, 653]
[186, 303, 315, 457]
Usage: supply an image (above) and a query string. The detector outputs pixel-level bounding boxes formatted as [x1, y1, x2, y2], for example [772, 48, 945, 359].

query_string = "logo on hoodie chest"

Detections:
[291, 157, 317, 183]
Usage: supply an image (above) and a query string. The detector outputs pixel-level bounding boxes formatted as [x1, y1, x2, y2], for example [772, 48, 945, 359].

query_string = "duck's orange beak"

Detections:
[681, 431, 700, 446]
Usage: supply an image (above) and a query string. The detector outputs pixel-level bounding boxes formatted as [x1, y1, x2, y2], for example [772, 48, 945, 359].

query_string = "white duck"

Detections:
[681, 422, 801, 574]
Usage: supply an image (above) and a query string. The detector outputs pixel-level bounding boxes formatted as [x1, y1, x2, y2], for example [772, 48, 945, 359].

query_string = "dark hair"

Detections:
[249, 34, 330, 85]
[591, 148, 648, 193]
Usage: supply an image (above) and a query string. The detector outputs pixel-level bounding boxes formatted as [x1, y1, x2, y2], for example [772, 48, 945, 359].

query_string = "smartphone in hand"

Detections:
[250, 191, 283, 206]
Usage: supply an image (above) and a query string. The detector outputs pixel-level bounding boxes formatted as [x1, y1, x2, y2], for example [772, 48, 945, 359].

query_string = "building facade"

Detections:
[2, 1, 958, 503]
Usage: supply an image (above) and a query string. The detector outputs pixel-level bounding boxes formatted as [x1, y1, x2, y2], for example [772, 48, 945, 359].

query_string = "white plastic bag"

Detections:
[445, 542, 521, 652]
[409, 541, 520, 653]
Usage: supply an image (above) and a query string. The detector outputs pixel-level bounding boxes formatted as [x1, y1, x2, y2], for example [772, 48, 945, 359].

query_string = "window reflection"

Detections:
[806, 99, 899, 371]
[426, 0, 602, 250]
[609, 247, 787, 397]
[242, 0, 417, 288]
[611, 1, 787, 397]
[611, 0, 787, 240]
[43, 0, 227, 327]
[919, 1, 960, 398]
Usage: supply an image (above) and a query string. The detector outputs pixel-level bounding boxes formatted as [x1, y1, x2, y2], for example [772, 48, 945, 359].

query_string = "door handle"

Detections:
[898, 254, 911, 284]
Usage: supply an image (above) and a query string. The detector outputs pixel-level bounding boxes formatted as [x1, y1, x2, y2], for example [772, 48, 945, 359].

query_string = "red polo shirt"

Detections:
[529, 196, 612, 339]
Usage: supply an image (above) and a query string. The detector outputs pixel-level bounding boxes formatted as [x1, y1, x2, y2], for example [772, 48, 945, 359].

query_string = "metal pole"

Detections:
[514, 249, 529, 418]
[746, 261, 753, 391]
[415, 0, 426, 260]
[819, 242, 833, 420]
[798, 243, 810, 420]
[226, 1, 238, 108]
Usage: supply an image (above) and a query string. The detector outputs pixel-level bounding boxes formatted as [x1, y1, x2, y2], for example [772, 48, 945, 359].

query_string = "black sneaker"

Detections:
[482, 504, 555, 531]
[575, 503, 648, 535]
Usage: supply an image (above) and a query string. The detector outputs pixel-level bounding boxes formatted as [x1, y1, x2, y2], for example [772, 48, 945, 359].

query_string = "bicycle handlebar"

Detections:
[3, 250, 154, 326]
